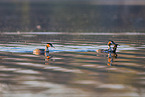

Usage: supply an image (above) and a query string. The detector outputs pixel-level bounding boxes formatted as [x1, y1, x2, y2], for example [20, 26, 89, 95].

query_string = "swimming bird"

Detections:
[107, 44, 119, 66]
[96, 41, 117, 53]
[33, 43, 54, 55]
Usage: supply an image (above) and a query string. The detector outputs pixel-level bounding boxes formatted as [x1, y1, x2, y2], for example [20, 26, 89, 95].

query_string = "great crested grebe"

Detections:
[33, 43, 54, 55]
[107, 44, 119, 66]
[96, 40, 117, 53]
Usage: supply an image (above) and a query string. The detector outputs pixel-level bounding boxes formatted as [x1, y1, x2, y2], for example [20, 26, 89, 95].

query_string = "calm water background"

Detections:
[0, 0, 145, 97]
[1, 0, 145, 32]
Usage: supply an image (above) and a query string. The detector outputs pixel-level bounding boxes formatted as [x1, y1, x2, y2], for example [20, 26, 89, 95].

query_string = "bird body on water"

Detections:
[33, 43, 54, 55]
[96, 41, 119, 53]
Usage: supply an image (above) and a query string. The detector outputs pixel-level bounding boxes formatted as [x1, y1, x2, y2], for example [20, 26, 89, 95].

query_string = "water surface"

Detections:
[0, 32, 145, 97]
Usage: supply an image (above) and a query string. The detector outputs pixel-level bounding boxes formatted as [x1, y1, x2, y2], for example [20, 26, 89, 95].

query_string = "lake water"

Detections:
[0, 32, 145, 97]
[1, 1, 145, 97]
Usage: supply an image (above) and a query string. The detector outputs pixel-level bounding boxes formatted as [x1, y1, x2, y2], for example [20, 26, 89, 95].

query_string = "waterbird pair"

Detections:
[33, 40, 119, 54]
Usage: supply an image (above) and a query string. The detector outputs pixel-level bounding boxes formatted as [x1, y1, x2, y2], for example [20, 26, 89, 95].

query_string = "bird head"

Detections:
[45, 43, 54, 51]
[46, 43, 54, 48]
[108, 41, 112, 46]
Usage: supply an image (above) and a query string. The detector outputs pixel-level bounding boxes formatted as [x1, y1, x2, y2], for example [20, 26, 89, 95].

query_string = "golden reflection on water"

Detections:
[0, 33, 145, 97]
[0, 48, 145, 97]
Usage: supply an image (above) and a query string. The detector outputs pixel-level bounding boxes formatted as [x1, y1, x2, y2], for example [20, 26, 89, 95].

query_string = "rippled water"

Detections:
[0, 32, 145, 97]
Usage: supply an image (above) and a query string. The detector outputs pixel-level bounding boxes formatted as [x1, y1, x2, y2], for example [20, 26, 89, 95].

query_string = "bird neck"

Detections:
[108, 46, 112, 51]
[113, 47, 117, 53]
[45, 46, 49, 51]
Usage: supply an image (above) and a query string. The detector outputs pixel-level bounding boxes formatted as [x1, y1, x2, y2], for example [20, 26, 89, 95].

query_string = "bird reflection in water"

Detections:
[96, 41, 119, 66]
[33, 51, 54, 65]
[44, 52, 53, 61]
[107, 52, 117, 66]
[33, 43, 54, 63]
[107, 43, 119, 66]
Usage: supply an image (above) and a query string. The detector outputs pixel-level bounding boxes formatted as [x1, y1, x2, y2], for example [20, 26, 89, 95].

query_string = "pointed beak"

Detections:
[51, 45, 55, 48]
[116, 44, 120, 46]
